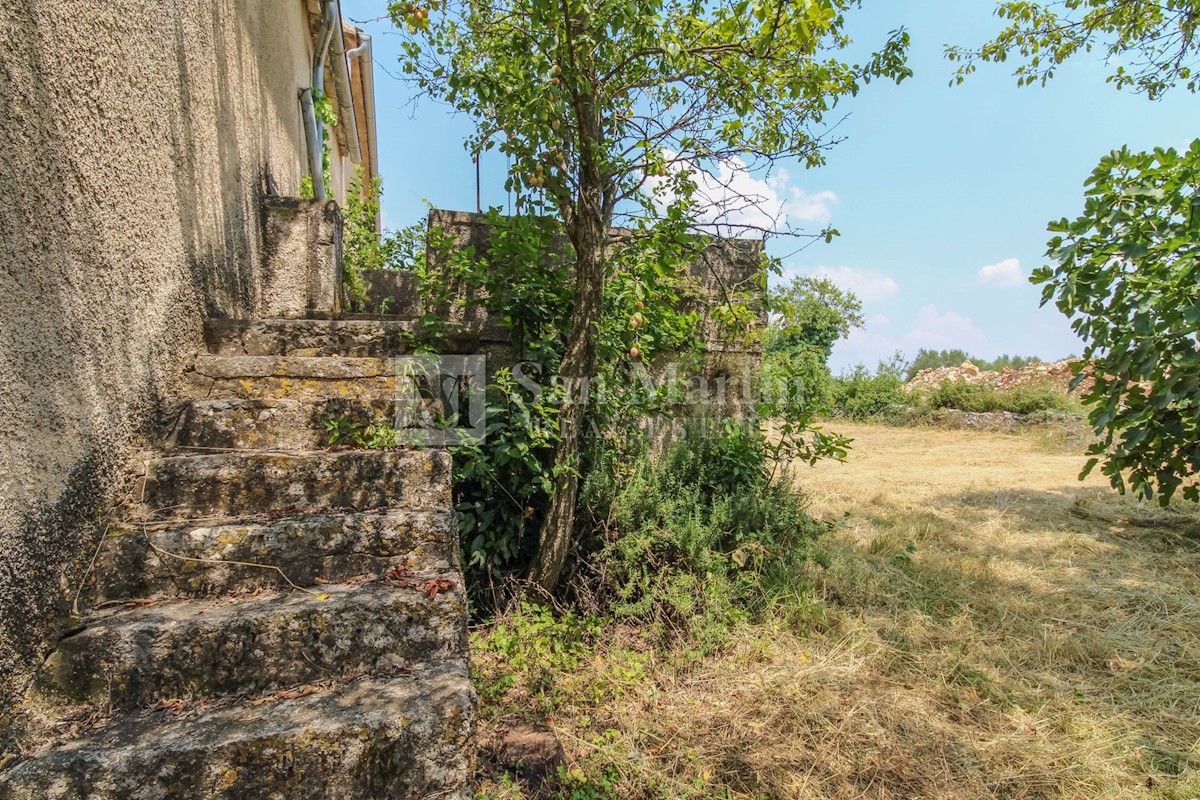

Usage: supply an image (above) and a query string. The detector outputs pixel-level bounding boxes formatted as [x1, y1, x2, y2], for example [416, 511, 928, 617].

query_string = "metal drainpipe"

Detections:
[300, 87, 321, 198]
[345, 33, 377, 209]
[329, 7, 362, 166]
[303, 0, 338, 200]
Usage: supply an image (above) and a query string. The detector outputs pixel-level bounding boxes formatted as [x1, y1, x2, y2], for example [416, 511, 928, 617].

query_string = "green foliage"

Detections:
[549, 768, 619, 800]
[925, 380, 1075, 415]
[761, 275, 863, 419]
[299, 89, 338, 198]
[947, 0, 1200, 99]
[582, 421, 828, 645]
[323, 416, 399, 449]
[408, 209, 571, 352]
[761, 345, 835, 417]
[462, 209, 573, 359]
[905, 348, 1043, 381]
[393, 0, 911, 225]
[905, 348, 971, 380]
[950, 1, 1199, 501]
[473, 602, 601, 705]
[341, 167, 381, 309]
[830, 355, 910, 421]
[409, 213, 572, 586]
[416, 210, 740, 589]
[392, 0, 910, 592]
[767, 276, 864, 362]
[341, 167, 430, 312]
[453, 368, 565, 580]
[1032, 141, 1200, 503]
[826, 358, 1077, 422]
[595, 217, 707, 371]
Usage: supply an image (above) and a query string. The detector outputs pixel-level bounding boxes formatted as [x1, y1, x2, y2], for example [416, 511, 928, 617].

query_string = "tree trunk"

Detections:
[527, 208, 606, 596]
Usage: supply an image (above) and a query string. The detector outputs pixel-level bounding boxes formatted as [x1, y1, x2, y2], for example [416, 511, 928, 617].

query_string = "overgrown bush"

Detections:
[830, 355, 910, 420]
[452, 368, 564, 583]
[334, 205, 841, 612]
[761, 345, 834, 417]
[580, 420, 828, 646]
[925, 380, 1075, 415]
[341, 166, 427, 311]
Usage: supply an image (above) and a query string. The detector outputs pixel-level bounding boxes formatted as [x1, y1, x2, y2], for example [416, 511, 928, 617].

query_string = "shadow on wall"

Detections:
[0, 0, 310, 755]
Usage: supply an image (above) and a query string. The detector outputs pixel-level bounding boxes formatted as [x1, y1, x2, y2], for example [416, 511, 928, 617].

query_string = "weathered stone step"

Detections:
[86, 509, 457, 603]
[180, 354, 403, 401]
[42, 579, 467, 711]
[2, 661, 475, 799]
[166, 397, 401, 451]
[204, 317, 500, 358]
[132, 449, 450, 522]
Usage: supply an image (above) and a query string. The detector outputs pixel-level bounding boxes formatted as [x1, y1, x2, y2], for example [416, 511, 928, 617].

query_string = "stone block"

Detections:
[87, 508, 457, 602]
[360, 269, 421, 317]
[259, 197, 344, 319]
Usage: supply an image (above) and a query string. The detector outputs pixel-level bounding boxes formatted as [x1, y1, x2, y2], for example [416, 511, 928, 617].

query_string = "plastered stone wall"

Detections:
[0, 0, 315, 750]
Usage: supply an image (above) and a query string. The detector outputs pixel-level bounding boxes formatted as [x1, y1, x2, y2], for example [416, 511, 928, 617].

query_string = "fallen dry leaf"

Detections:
[416, 578, 457, 600]
[153, 698, 189, 717]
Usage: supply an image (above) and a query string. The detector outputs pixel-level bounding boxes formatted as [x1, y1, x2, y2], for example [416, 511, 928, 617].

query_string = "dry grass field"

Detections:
[777, 422, 1200, 798]
[475, 423, 1200, 799]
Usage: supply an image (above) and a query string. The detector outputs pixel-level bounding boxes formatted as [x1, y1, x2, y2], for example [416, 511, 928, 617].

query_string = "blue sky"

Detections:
[343, 0, 1197, 372]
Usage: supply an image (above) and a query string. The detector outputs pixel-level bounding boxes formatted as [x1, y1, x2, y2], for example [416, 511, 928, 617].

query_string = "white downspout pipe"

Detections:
[345, 33, 378, 213]
[329, 9, 363, 165]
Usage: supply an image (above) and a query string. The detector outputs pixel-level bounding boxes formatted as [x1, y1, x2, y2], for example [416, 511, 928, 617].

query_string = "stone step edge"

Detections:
[42, 576, 468, 710]
[75, 572, 464, 626]
[4, 660, 475, 793]
[128, 448, 451, 523]
[164, 396, 405, 451]
[86, 507, 458, 604]
[108, 503, 446, 533]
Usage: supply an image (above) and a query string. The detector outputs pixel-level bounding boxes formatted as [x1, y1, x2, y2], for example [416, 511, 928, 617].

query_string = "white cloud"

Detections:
[769, 168, 838, 225]
[648, 156, 837, 233]
[779, 265, 900, 302]
[812, 266, 900, 302]
[977, 257, 1025, 288]
[903, 304, 987, 351]
[830, 305, 988, 371]
[835, 314, 901, 370]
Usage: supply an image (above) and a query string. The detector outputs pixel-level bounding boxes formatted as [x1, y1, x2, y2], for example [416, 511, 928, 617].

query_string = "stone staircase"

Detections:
[1, 318, 476, 799]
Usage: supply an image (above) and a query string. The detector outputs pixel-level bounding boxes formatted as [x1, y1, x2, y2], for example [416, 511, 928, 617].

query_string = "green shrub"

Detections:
[341, 166, 428, 311]
[582, 420, 827, 646]
[473, 602, 600, 706]
[830, 355, 910, 420]
[761, 345, 834, 417]
[925, 380, 1074, 415]
[452, 368, 563, 586]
